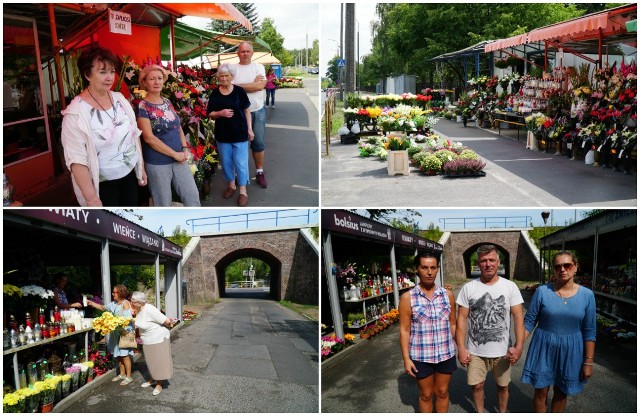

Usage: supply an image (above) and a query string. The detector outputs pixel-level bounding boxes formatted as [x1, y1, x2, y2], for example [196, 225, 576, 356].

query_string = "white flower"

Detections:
[21, 285, 54, 299]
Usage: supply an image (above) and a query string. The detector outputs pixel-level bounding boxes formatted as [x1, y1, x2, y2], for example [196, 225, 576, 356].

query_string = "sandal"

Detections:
[112, 375, 124, 382]
[152, 385, 162, 396]
[120, 377, 133, 386]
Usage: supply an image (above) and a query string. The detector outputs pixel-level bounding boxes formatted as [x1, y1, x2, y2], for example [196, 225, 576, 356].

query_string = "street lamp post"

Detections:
[328, 39, 341, 89]
[540, 211, 551, 283]
[356, 19, 360, 93]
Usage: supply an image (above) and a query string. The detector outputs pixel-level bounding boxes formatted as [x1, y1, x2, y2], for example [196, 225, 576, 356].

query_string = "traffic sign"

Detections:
[337, 59, 346, 67]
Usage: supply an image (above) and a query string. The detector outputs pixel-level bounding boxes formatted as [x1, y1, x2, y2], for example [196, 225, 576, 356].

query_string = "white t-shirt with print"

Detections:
[456, 277, 524, 358]
[232, 62, 266, 112]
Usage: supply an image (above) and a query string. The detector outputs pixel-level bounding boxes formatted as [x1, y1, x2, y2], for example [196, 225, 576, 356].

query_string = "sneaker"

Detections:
[271, 105, 275, 109]
[141, 381, 154, 388]
[153, 386, 162, 396]
[255, 172, 268, 188]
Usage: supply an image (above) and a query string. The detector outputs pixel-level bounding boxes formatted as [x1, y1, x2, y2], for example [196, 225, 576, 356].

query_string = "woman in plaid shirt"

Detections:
[400, 252, 457, 412]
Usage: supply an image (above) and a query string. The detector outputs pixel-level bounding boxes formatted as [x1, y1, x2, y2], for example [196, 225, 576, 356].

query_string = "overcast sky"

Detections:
[319, 2, 377, 76]
[179, 2, 319, 50]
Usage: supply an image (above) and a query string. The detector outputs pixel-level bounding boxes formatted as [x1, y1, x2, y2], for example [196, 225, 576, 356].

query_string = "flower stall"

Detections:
[321, 210, 443, 342]
[2, 3, 252, 204]
[3, 209, 183, 409]
[540, 209, 636, 344]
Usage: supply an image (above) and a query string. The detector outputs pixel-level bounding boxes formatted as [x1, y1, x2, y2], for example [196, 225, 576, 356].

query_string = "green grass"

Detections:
[279, 300, 319, 322]
[321, 99, 345, 143]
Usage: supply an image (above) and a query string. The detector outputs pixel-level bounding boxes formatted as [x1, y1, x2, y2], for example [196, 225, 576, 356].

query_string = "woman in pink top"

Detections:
[265, 68, 277, 108]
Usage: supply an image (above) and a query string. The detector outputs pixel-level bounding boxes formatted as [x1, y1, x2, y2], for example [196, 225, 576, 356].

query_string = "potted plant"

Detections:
[443, 159, 487, 177]
[34, 380, 56, 412]
[2, 392, 25, 413]
[386, 134, 411, 176]
[419, 154, 443, 175]
[17, 387, 40, 413]
[60, 374, 71, 398]
[65, 366, 80, 392]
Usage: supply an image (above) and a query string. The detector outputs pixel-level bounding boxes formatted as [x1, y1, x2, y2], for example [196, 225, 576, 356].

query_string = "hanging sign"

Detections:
[109, 9, 132, 35]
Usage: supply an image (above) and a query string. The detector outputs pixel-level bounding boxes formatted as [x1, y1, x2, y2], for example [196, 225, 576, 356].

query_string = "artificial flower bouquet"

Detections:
[20, 285, 54, 310]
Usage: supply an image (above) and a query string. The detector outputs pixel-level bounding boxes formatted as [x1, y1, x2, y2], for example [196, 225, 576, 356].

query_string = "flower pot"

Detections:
[593, 150, 600, 167]
[199, 175, 212, 201]
[456, 115, 462, 123]
[41, 402, 54, 413]
[387, 150, 410, 176]
[554, 141, 562, 156]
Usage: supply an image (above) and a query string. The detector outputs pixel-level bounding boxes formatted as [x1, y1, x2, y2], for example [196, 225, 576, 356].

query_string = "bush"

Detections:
[412, 150, 431, 166]
[442, 158, 486, 175]
[433, 149, 457, 165]
[407, 145, 424, 159]
[458, 149, 480, 160]
[419, 154, 443, 173]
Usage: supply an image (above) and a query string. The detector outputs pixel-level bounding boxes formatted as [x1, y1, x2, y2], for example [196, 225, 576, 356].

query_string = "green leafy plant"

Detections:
[419, 154, 443, 174]
[387, 135, 411, 151]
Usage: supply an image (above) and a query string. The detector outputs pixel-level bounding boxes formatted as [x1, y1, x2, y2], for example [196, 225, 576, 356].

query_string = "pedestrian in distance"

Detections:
[130, 291, 174, 396]
[232, 41, 268, 188]
[456, 244, 525, 413]
[61, 46, 146, 206]
[399, 252, 457, 413]
[521, 250, 596, 412]
[136, 64, 200, 207]
[207, 63, 253, 206]
[86, 284, 135, 386]
[265, 67, 277, 108]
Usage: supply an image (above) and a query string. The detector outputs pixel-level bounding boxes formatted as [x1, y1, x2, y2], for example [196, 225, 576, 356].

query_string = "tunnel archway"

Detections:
[215, 248, 282, 300]
[462, 242, 510, 280]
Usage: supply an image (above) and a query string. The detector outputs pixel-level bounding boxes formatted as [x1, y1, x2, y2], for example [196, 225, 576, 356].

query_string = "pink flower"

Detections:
[175, 91, 184, 99]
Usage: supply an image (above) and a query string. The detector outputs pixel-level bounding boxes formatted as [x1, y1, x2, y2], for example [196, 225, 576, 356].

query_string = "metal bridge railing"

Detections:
[185, 209, 318, 234]
[439, 216, 532, 230]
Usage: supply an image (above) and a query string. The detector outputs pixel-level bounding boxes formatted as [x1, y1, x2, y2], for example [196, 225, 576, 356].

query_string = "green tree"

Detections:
[325, 55, 340, 83]
[582, 209, 606, 219]
[259, 18, 290, 65]
[310, 39, 319, 66]
[167, 225, 191, 247]
[208, 3, 260, 37]
[225, 258, 270, 284]
[365, 3, 605, 88]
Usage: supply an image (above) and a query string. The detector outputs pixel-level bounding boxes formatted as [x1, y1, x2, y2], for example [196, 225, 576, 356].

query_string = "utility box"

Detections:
[384, 75, 417, 94]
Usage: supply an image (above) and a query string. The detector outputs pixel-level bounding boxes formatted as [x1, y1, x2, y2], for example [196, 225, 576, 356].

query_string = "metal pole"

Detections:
[390, 244, 400, 309]
[323, 230, 344, 339]
[48, 4, 67, 111]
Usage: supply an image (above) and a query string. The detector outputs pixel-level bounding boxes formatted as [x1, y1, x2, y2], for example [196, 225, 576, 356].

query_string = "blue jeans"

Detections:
[218, 141, 250, 186]
[265, 88, 275, 106]
[250, 106, 266, 152]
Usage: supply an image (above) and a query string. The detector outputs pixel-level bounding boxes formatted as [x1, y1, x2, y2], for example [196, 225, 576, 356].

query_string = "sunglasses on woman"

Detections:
[553, 263, 574, 271]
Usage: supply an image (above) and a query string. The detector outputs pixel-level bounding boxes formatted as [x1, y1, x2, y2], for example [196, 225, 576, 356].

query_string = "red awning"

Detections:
[484, 4, 636, 52]
[528, 12, 610, 43]
[484, 34, 527, 52]
[158, 3, 252, 31]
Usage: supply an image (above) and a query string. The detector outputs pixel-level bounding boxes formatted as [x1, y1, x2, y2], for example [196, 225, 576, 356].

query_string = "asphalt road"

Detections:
[61, 296, 319, 413]
[204, 81, 319, 207]
[321, 119, 637, 207]
[321, 290, 637, 413]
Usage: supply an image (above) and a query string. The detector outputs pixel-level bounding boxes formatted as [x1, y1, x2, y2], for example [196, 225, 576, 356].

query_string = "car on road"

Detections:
[230, 283, 239, 288]
[308, 67, 319, 74]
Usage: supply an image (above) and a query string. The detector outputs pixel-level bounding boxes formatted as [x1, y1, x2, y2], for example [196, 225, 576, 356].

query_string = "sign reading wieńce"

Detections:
[10, 209, 182, 258]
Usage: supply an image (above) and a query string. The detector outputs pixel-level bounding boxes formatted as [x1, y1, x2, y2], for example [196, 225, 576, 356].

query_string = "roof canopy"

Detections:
[485, 4, 637, 53]
[161, 21, 270, 61]
[431, 40, 494, 61]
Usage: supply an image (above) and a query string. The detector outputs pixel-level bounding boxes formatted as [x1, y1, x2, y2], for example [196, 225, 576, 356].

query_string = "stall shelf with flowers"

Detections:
[321, 333, 355, 361]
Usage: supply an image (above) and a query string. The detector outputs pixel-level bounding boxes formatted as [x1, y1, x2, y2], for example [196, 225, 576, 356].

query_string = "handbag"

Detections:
[118, 331, 137, 349]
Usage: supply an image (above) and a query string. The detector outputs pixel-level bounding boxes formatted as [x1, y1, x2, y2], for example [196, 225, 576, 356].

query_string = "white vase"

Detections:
[387, 150, 410, 176]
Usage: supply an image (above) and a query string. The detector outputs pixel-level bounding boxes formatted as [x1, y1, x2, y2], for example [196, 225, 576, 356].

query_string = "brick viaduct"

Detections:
[181, 225, 318, 304]
[441, 229, 539, 281]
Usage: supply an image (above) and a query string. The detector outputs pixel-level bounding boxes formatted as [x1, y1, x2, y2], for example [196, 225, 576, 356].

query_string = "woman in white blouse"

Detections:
[130, 291, 174, 396]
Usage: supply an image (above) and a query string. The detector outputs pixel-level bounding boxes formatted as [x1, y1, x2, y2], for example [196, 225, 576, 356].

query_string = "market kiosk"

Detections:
[321, 210, 443, 340]
[3, 209, 183, 393]
[540, 209, 636, 332]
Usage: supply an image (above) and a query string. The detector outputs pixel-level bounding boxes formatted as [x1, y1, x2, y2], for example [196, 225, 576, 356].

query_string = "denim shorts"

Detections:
[250, 106, 266, 152]
[412, 356, 457, 379]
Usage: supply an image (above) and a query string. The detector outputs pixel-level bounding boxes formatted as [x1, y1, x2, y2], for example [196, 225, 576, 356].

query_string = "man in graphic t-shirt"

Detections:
[232, 41, 268, 188]
[456, 244, 525, 413]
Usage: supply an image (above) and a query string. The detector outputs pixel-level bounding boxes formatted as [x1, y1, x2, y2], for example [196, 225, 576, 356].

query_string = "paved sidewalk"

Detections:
[321, 119, 636, 207]
[321, 290, 637, 413]
[61, 297, 319, 413]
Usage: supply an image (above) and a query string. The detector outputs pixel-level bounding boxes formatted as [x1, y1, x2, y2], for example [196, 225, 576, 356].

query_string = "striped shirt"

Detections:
[409, 286, 457, 363]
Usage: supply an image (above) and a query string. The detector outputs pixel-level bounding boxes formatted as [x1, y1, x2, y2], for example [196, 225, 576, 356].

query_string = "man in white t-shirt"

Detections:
[232, 41, 268, 188]
[456, 244, 525, 413]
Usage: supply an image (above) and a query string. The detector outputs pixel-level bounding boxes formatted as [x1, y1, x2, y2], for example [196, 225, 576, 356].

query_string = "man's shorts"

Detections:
[412, 356, 457, 379]
[467, 355, 511, 386]
[250, 106, 266, 152]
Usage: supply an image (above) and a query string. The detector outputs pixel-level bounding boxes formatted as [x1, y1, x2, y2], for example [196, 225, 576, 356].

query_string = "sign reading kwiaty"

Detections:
[109, 9, 131, 35]
[10, 209, 182, 258]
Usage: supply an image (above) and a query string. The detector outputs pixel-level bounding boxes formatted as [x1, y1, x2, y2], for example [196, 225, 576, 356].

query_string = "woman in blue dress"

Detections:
[87, 284, 135, 385]
[521, 251, 596, 412]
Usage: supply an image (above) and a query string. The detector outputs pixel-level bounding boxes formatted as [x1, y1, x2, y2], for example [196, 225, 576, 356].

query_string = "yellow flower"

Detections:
[2, 392, 22, 406]
[61, 374, 72, 381]
[344, 333, 355, 342]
